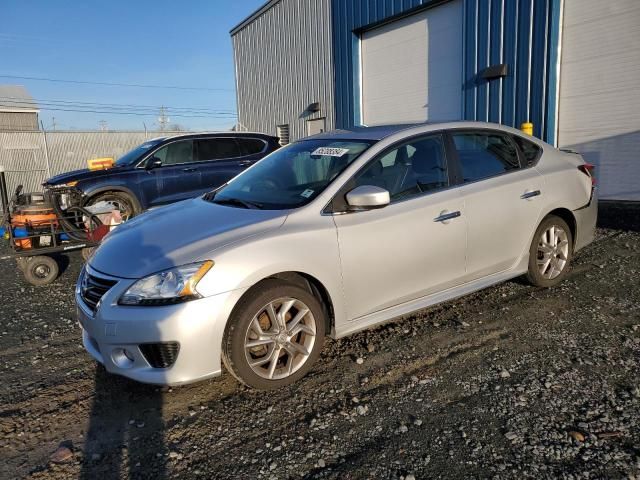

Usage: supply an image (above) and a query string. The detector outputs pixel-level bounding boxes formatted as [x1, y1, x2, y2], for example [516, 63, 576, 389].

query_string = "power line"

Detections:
[0, 74, 235, 92]
[0, 96, 237, 115]
[0, 100, 237, 118]
[14, 105, 237, 119]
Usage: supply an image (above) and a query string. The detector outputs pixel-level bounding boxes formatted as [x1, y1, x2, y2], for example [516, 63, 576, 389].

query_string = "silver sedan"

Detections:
[76, 122, 597, 389]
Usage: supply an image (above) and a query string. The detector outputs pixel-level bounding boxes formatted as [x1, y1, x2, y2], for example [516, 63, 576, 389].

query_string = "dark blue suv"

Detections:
[44, 132, 280, 218]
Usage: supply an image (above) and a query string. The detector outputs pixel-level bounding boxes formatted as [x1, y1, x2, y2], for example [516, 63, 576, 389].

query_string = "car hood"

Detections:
[88, 197, 288, 279]
[45, 166, 125, 186]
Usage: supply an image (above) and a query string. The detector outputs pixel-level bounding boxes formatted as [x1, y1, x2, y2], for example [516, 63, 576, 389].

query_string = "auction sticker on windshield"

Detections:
[311, 147, 350, 157]
[300, 189, 314, 198]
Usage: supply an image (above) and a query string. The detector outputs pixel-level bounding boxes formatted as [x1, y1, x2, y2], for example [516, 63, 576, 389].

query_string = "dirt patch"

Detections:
[1, 229, 639, 479]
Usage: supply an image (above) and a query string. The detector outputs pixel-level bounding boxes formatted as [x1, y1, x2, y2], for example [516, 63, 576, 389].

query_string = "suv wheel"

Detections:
[222, 280, 325, 390]
[87, 192, 139, 221]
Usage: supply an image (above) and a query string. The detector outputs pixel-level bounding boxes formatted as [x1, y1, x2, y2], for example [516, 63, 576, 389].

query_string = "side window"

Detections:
[452, 132, 520, 182]
[512, 134, 542, 167]
[238, 138, 267, 155]
[352, 134, 448, 202]
[152, 140, 194, 166]
[378, 150, 397, 168]
[196, 138, 241, 161]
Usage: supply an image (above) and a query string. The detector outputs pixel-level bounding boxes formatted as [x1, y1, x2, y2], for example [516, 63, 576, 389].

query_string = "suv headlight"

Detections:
[119, 261, 213, 306]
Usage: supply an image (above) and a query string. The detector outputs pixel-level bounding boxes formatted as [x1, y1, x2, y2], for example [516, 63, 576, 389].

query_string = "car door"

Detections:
[195, 137, 249, 193]
[449, 129, 544, 280]
[140, 139, 202, 207]
[331, 133, 467, 321]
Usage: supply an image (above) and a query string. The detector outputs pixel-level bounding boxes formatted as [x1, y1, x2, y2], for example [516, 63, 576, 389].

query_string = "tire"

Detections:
[526, 215, 573, 288]
[222, 279, 326, 390]
[86, 191, 140, 221]
[23, 256, 59, 286]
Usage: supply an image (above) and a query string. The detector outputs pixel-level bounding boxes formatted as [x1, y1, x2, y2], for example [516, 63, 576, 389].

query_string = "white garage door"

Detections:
[360, 0, 463, 126]
[558, 0, 640, 201]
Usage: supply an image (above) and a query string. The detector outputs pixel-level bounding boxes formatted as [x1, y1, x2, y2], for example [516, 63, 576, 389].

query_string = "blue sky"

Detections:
[0, 0, 265, 131]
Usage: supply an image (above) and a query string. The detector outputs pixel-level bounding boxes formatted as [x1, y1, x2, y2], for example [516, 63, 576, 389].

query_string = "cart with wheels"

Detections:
[0, 166, 106, 286]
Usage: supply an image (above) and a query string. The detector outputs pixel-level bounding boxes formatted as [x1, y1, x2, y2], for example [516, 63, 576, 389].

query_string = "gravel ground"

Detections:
[0, 228, 639, 479]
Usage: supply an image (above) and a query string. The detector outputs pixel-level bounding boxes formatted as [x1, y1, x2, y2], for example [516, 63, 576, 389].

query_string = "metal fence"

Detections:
[0, 130, 184, 195]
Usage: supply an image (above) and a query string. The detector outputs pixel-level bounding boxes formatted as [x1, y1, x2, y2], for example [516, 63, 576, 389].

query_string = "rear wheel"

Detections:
[86, 191, 139, 221]
[526, 215, 573, 287]
[23, 256, 59, 286]
[222, 280, 326, 390]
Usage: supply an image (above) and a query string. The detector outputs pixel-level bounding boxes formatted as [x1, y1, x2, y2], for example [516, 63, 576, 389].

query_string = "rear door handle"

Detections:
[239, 160, 253, 167]
[521, 189, 541, 200]
[182, 167, 197, 173]
[434, 210, 461, 223]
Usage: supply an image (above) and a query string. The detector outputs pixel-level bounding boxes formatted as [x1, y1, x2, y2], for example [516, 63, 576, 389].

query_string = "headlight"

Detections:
[119, 261, 213, 306]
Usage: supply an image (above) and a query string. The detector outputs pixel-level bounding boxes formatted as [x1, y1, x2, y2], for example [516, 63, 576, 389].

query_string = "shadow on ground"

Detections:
[598, 200, 640, 232]
[80, 366, 167, 479]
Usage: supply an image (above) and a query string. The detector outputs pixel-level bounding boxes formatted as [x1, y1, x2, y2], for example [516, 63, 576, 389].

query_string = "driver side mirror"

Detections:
[146, 157, 162, 170]
[345, 185, 390, 210]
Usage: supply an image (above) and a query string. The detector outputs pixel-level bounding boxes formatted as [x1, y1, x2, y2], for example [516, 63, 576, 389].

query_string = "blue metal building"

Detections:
[232, 1, 640, 200]
[332, 0, 561, 144]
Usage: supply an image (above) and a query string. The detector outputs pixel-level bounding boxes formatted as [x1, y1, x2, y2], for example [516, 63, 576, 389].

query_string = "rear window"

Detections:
[452, 132, 520, 183]
[512, 135, 542, 167]
[238, 138, 267, 155]
[196, 138, 241, 161]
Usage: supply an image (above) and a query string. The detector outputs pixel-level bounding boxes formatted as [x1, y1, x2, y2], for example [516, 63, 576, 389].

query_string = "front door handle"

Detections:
[521, 189, 541, 200]
[434, 210, 461, 223]
[239, 160, 253, 167]
[182, 167, 197, 173]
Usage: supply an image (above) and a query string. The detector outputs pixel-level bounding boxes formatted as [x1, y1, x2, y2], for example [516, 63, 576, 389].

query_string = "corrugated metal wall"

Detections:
[0, 131, 180, 194]
[557, 0, 640, 200]
[232, 0, 336, 142]
[332, 0, 561, 143]
[0, 111, 39, 131]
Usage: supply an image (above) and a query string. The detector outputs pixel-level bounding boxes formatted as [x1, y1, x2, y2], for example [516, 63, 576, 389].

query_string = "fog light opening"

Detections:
[112, 348, 135, 369]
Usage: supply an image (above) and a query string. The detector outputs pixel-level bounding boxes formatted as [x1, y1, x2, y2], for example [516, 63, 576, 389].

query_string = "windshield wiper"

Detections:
[212, 197, 263, 209]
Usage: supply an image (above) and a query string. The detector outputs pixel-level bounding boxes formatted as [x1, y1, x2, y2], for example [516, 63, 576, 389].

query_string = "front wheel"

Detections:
[526, 215, 573, 287]
[222, 280, 326, 390]
[86, 191, 140, 221]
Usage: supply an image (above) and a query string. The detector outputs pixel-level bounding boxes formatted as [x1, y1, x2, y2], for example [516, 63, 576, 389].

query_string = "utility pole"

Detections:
[51, 117, 57, 131]
[158, 106, 169, 132]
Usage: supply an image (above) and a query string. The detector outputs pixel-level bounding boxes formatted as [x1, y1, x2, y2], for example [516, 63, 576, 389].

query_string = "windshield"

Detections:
[114, 138, 166, 166]
[208, 139, 375, 210]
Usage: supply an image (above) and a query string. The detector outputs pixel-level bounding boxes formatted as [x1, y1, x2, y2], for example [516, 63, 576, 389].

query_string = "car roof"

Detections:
[303, 124, 423, 142]
[302, 121, 537, 143]
[163, 131, 277, 141]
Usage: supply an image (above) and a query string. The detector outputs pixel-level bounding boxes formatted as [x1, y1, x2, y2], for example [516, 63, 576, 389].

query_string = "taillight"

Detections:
[578, 163, 596, 186]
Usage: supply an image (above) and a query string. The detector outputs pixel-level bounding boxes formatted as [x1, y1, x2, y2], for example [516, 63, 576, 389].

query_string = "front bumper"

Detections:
[77, 265, 248, 386]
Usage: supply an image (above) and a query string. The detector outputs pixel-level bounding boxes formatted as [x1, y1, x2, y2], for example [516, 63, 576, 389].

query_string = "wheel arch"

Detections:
[83, 186, 143, 213]
[232, 271, 336, 337]
[544, 207, 577, 249]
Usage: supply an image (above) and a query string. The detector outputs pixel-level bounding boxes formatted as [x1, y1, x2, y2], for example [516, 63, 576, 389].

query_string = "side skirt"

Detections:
[334, 267, 527, 339]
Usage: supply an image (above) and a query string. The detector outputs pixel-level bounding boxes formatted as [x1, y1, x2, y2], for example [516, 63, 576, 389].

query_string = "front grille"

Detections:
[80, 270, 117, 313]
[139, 342, 180, 368]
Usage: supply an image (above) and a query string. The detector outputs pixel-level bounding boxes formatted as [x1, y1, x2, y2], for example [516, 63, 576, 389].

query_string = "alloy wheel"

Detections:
[244, 297, 317, 380]
[536, 225, 569, 280]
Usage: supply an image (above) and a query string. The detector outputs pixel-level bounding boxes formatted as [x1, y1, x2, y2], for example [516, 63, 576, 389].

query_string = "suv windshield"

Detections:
[115, 138, 166, 166]
[208, 139, 374, 210]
